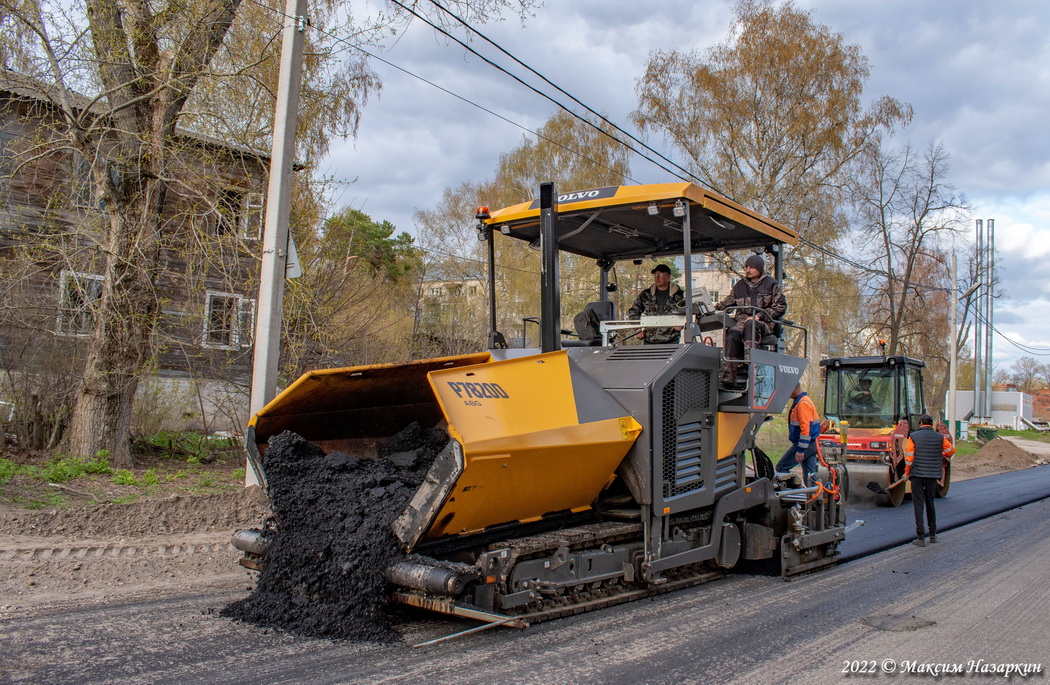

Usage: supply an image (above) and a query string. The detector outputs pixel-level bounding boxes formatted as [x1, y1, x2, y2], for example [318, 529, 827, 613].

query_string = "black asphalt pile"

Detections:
[221, 422, 448, 641]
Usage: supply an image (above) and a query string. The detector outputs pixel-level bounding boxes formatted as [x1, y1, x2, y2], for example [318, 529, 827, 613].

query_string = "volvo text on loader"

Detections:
[235, 182, 848, 630]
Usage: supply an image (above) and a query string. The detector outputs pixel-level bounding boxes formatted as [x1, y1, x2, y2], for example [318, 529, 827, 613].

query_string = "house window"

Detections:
[204, 291, 255, 348]
[241, 192, 264, 239]
[428, 286, 443, 297]
[216, 189, 264, 239]
[709, 291, 719, 304]
[57, 270, 104, 336]
[73, 154, 94, 208]
[468, 286, 478, 296]
[0, 130, 16, 176]
[72, 154, 120, 210]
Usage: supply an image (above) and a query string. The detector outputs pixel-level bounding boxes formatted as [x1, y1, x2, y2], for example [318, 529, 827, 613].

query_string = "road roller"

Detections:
[816, 356, 953, 506]
[235, 183, 847, 630]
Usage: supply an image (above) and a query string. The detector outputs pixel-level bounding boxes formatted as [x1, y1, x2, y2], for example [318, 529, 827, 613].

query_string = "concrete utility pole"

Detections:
[973, 219, 984, 422]
[247, 0, 308, 486]
[984, 219, 995, 420]
[949, 253, 957, 437]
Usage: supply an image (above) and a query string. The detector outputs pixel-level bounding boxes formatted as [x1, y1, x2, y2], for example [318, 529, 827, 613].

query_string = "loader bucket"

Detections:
[248, 353, 492, 460]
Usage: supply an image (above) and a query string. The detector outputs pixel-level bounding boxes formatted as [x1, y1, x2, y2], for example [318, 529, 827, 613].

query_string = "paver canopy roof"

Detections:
[484, 183, 797, 262]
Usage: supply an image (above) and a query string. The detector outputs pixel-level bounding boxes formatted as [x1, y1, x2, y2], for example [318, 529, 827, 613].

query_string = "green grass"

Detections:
[996, 428, 1050, 443]
[141, 468, 159, 486]
[21, 491, 67, 510]
[41, 454, 112, 483]
[139, 430, 241, 463]
[0, 453, 112, 486]
[952, 440, 982, 458]
[111, 469, 138, 486]
[755, 415, 791, 456]
[0, 458, 18, 486]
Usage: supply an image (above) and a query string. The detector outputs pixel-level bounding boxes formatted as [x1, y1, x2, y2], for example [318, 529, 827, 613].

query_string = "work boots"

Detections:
[912, 537, 926, 547]
[720, 363, 740, 389]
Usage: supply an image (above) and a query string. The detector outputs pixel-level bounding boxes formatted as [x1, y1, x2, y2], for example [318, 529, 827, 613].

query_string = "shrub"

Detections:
[0, 458, 19, 485]
[84, 451, 113, 474]
[112, 469, 138, 486]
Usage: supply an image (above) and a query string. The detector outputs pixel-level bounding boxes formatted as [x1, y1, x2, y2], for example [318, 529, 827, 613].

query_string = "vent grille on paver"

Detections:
[608, 346, 677, 362]
[661, 370, 711, 498]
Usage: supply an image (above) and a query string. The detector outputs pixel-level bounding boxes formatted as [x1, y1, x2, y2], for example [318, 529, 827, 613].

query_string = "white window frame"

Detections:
[203, 290, 256, 349]
[240, 192, 265, 240]
[57, 270, 104, 337]
[215, 188, 264, 240]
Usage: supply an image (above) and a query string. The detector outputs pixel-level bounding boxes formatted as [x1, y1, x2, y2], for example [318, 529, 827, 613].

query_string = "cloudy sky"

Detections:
[322, 0, 1050, 370]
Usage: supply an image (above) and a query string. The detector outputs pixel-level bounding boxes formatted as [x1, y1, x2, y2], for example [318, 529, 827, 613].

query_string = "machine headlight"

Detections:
[869, 441, 889, 449]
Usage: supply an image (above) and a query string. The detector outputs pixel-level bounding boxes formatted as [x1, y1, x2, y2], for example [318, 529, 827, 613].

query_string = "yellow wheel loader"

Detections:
[234, 182, 846, 630]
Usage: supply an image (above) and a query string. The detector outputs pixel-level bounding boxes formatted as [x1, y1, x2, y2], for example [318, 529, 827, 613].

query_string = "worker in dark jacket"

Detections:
[904, 414, 956, 547]
[776, 383, 821, 486]
[714, 254, 786, 387]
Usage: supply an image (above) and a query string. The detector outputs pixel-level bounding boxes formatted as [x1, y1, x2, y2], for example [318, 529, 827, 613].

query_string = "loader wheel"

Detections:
[936, 462, 951, 498]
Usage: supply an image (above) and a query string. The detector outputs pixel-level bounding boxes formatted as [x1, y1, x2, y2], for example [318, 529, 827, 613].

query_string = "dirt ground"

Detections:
[0, 438, 1046, 621]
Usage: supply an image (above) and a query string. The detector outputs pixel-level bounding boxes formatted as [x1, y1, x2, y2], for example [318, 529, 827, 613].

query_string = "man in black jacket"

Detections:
[714, 254, 786, 387]
[904, 414, 956, 546]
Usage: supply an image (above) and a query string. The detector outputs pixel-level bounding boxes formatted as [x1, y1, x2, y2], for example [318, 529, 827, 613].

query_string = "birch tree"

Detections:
[848, 142, 969, 355]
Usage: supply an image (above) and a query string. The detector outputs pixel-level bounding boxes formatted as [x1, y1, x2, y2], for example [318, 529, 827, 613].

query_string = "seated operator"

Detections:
[846, 378, 878, 412]
[714, 254, 786, 387]
[628, 263, 685, 344]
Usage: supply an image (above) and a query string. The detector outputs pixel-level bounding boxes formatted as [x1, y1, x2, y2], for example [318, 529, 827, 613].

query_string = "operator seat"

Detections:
[759, 318, 787, 352]
[564, 300, 616, 347]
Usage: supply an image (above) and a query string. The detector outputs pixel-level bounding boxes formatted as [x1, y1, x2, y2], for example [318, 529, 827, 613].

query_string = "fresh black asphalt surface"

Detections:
[839, 465, 1050, 561]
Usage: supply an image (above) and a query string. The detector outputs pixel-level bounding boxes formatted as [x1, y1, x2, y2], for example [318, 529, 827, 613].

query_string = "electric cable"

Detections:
[423, 0, 715, 191]
[383, 0, 702, 185]
[254, 0, 1047, 361]
[244, 0, 643, 184]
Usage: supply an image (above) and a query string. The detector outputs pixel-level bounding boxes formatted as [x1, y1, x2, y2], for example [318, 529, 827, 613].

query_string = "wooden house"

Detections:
[0, 71, 267, 437]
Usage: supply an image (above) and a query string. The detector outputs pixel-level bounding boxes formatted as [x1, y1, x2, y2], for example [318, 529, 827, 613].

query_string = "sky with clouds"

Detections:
[322, 0, 1050, 371]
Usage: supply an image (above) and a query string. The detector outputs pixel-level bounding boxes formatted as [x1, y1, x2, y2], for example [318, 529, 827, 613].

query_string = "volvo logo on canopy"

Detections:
[527, 185, 618, 209]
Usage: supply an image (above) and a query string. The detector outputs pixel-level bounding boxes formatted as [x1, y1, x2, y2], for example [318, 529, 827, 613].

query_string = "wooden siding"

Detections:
[0, 94, 266, 380]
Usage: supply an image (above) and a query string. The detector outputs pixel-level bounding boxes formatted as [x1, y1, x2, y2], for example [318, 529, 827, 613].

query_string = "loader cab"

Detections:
[821, 356, 927, 430]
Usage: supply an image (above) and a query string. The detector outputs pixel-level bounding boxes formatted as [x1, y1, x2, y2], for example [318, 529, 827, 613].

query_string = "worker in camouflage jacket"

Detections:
[628, 263, 685, 344]
[715, 254, 786, 386]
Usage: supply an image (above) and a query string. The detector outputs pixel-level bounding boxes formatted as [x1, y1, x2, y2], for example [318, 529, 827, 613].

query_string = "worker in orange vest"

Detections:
[905, 414, 955, 547]
[776, 383, 820, 486]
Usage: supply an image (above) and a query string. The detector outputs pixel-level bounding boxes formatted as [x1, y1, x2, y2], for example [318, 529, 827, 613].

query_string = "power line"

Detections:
[968, 306, 1050, 357]
[244, 0, 642, 185]
[252, 0, 1050, 361]
[382, 0, 701, 185]
[423, 0, 714, 191]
